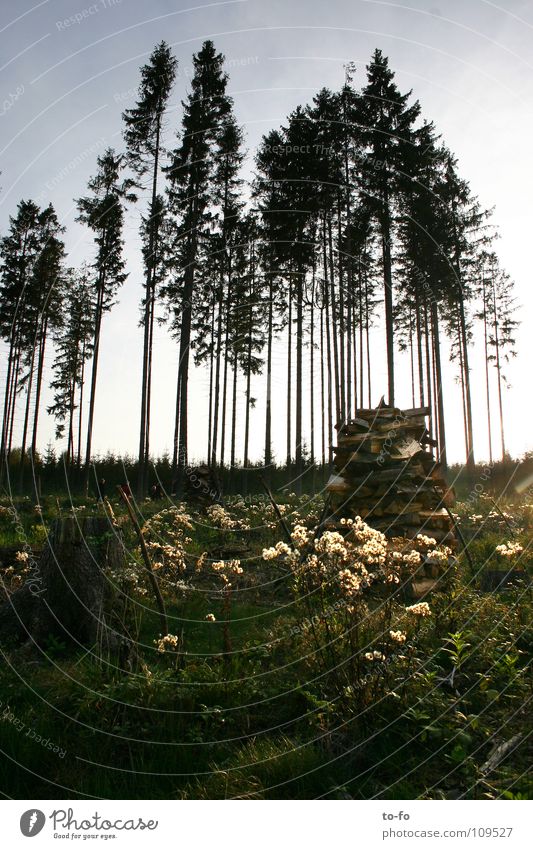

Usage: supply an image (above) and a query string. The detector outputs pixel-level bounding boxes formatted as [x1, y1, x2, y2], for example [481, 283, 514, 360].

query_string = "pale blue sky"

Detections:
[1, 0, 532, 465]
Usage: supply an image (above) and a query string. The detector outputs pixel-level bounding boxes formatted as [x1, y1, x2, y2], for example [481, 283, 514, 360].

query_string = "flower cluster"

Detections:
[405, 602, 431, 618]
[142, 507, 194, 590]
[338, 568, 365, 597]
[291, 524, 312, 550]
[495, 541, 523, 559]
[402, 550, 422, 567]
[154, 633, 181, 653]
[426, 546, 452, 566]
[210, 558, 243, 587]
[389, 630, 407, 644]
[344, 515, 386, 544]
[364, 650, 386, 662]
[262, 541, 293, 561]
[196, 552, 208, 571]
[107, 561, 149, 597]
[415, 534, 437, 548]
[212, 559, 243, 575]
[314, 531, 349, 561]
[207, 504, 237, 529]
[206, 504, 249, 530]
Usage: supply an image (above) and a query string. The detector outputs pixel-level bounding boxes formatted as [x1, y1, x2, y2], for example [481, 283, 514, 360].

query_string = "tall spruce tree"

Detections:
[211, 112, 245, 472]
[437, 152, 492, 471]
[254, 128, 290, 475]
[0, 201, 66, 491]
[165, 40, 238, 492]
[359, 49, 420, 406]
[76, 149, 135, 492]
[19, 203, 66, 492]
[122, 41, 177, 497]
[0, 200, 42, 486]
[476, 251, 519, 460]
[396, 122, 452, 465]
[48, 265, 95, 473]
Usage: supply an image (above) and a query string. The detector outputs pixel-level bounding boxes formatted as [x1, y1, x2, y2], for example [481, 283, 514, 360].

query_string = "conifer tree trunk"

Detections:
[8, 346, 22, 458]
[352, 315, 358, 412]
[328, 218, 341, 426]
[365, 276, 372, 408]
[320, 304, 326, 467]
[0, 332, 17, 485]
[171, 370, 181, 483]
[174, 285, 192, 491]
[324, 253, 333, 463]
[264, 278, 273, 474]
[431, 301, 447, 469]
[295, 268, 303, 492]
[337, 207, 346, 423]
[211, 281, 225, 467]
[143, 283, 157, 489]
[207, 298, 216, 465]
[230, 353, 238, 489]
[84, 269, 106, 494]
[30, 316, 48, 464]
[482, 274, 493, 464]
[346, 275, 353, 416]
[286, 279, 292, 468]
[458, 294, 475, 470]
[423, 299, 434, 442]
[76, 347, 86, 471]
[415, 292, 425, 407]
[173, 212, 198, 492]
[138, 114, 163, 498]
[18, 342, 37, 493]
[310, 281, 315, 467]
[67, 365, 76, 470]
[219, 279, 231, 470]
[492, 275, 506, 460]
[243, 300, 253, 475]
[409, 308, 416, 408]
[358, 269, 364, 407]
[456, 306, 469, 464]
[380, 190, 395, 406]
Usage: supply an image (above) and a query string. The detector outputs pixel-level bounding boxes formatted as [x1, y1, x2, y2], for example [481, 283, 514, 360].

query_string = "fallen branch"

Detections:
[480, 734, 523, 776]
[116, 486, 168, 637]
[259, 476, 294, 548]
[314, 493, 332, 540]
[488, 496, 517, 535]
[443, 503, 474, 571]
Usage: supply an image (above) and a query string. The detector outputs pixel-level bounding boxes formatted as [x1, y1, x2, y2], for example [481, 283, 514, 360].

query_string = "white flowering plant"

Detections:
[260, 514, 447, 698]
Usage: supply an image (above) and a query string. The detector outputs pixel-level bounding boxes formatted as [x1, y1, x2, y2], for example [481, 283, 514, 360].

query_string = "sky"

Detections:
[0, 0, 532, 467]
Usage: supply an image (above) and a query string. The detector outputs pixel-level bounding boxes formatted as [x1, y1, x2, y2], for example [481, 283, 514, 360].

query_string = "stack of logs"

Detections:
[326, 401, 455, 545]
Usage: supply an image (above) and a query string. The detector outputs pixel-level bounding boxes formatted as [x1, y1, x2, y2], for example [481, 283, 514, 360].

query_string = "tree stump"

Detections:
[184, 464, 222, 508]
[0, 517, 127, 652]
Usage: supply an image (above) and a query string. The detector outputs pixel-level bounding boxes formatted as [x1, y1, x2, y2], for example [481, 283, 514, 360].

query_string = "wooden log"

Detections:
[401, 406, 431, 418]
[374, 421, 426, 434]
[325, 474, 353, 493]
[336, 417, 370, 432]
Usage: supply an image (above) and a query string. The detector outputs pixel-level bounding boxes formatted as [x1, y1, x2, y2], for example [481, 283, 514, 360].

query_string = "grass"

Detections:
[0, 490, 531, 799]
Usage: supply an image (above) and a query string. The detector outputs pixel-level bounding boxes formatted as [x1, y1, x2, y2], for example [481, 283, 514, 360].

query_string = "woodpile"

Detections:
[326, 401, 455, 545]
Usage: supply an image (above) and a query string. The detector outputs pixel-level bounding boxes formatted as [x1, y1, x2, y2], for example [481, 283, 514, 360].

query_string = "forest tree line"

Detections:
[0, 41, 519, 496]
